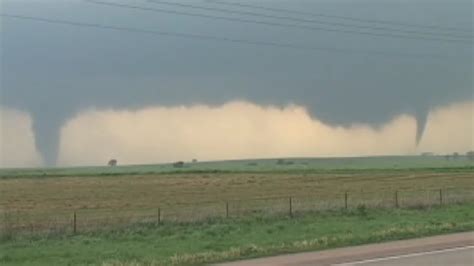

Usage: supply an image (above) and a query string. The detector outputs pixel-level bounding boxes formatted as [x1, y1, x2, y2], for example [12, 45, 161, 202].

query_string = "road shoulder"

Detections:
[215, 231, 474, 266]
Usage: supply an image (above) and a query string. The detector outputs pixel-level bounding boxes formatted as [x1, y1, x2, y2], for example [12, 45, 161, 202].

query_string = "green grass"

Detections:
[1, 157, 472, 265]
[1, 203, 473, 266]
[1, 156, 473, 178]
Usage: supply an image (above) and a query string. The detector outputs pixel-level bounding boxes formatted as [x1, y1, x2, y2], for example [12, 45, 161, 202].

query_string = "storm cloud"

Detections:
[58, 100, 472, 166]
[1, 0, 473, 166]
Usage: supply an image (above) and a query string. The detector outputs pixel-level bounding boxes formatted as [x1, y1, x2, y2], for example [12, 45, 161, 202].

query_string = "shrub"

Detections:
[173, 161, 185, 168]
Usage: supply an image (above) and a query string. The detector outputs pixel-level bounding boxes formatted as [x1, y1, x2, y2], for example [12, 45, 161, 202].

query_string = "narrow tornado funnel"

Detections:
[31, 110, 67, 167]
[414, 109, 429, 146]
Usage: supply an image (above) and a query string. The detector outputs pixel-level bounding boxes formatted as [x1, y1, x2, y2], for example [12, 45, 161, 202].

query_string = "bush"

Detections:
[173, 161, 185, 168]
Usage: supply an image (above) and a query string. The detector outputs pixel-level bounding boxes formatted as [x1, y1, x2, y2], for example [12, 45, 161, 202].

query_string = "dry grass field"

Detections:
[1, 170, 473, 212]
[1, 167, 473, 235]
[1, 160, 473, 266]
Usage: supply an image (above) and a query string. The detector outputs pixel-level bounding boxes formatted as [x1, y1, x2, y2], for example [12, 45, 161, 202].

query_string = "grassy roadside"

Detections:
[1, 203, 473, 266]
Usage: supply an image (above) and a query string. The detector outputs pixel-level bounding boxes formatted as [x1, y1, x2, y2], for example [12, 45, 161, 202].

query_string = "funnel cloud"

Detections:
[1, 101, 472, 167]
[0, 107, 43, 167]
[1, 0, 473, 166]
[57, 101, 473, 166]
[414, 110, 429, 145]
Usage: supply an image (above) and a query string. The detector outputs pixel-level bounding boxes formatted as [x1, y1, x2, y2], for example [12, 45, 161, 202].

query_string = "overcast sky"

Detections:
[1, 0, 473, 166]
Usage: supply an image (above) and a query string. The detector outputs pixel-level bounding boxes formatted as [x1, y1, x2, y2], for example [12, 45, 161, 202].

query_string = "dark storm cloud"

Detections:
[1, 0, 472, 165]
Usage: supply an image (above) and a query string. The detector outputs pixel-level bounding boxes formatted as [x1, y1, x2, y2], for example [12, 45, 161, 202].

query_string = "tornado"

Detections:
[414, 109, 429, 146]
[31, 109, 69, 167]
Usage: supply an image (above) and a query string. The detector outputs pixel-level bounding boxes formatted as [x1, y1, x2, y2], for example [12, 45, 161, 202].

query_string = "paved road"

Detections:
[216, 232, 474, 266]
[334, 246, 473, 265]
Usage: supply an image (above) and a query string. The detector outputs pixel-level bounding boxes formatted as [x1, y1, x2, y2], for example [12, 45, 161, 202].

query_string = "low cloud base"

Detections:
[2, 101, 472, 168]
[57, 101, 472, 166]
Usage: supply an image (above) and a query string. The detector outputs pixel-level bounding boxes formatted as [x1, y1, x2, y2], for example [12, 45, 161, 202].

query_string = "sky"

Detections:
[0, 0, 473, 167]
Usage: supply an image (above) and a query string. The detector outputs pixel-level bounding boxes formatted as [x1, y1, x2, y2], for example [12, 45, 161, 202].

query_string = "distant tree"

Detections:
[192, 159, 198, 163]
[453, 152, 460, 160]
[108, 159, 117, 166]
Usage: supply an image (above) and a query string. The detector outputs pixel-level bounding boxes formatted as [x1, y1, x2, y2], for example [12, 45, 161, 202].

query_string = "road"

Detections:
[216, 232, 474, 266]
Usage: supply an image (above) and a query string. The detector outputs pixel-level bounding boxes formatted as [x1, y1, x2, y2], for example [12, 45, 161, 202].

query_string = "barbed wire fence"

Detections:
[1, 187, 473, 238]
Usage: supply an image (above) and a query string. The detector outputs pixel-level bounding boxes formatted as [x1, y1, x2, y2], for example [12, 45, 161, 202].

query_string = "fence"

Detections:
[1, 187, 473, 237]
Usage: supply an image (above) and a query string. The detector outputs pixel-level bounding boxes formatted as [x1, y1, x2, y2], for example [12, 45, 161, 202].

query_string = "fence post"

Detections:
[226, 202, 229, 218]
[73, 211, 77, 234]
[344, 192, 348, 210]
[395, 191, 399, 208]
[157, 208, 161, 225]
[439, 189, 443, 205]
[289, 197, 293, 217]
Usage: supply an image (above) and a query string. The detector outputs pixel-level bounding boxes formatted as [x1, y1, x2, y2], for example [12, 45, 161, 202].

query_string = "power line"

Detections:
[83, 0, 471, 44]
[1, 13, 453, 60]
[146, 0, 472, 40]
[205, 0, 473, 34]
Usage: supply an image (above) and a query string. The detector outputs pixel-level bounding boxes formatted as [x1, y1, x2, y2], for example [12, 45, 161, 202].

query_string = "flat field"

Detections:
[1, 169, 473, 213]
[0, 156, 473, 265]
[0, 156, 473, 234]
[1, 155, 473, 178]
